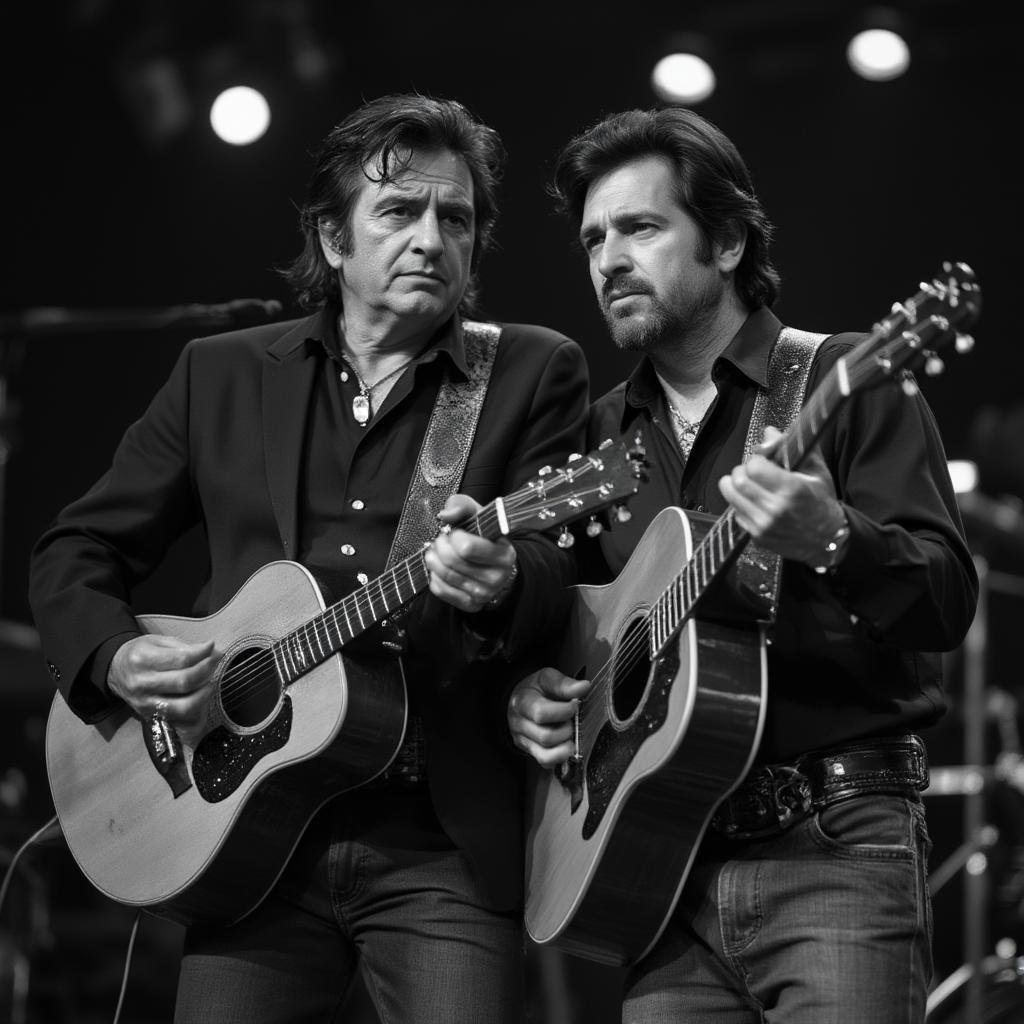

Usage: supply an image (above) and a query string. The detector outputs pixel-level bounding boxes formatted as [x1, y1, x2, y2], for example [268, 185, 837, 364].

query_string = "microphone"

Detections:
[0, 298, 286, 336]
[172, 298, 284, 326]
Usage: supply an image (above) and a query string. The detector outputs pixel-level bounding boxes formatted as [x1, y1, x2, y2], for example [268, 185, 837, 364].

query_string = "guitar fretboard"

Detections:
[271, 507, 493, 685]
[264, 441, 644, 687]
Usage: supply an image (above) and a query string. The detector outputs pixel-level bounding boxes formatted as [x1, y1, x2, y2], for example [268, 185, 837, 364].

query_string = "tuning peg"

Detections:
[955, 333, 975, 354]
[538, 465, 553, 476]
[924, 352, 944, 376]
[597, 438, 614, 450]
[899, 371, 919, 397]
[567, 452, 582, 462]
[585, 515, 604, 538]
[557, 528, 575, 549]
[613, 504, 632, 523]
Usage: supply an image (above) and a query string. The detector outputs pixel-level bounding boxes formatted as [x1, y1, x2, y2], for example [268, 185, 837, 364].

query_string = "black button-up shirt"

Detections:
[302, 311, 465, 608]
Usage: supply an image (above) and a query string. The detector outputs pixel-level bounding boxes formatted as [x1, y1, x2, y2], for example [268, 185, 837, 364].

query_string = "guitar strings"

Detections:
[210, 482, 601, 708]
[199, 474, 620, 714]
[573, 614, 657, 746]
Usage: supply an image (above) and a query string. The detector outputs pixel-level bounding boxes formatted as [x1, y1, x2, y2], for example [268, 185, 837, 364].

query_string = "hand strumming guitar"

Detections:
[508, 668, 592, 768]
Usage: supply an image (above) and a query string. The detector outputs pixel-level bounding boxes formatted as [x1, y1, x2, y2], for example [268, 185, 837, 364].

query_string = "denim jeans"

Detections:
[623, 793, 933, 1023]
[173, 786, 524, 1024]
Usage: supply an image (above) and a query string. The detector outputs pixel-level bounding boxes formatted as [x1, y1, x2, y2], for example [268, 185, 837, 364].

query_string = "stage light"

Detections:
[209, 86, 271, 146]
[651, 32, 717, 105]
[948, 460, 979, 494]
[847, 19, 913, 81]
[651, 52, 716, 105]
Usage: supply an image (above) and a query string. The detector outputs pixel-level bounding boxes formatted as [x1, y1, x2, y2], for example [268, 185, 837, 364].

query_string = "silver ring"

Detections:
[154, 699, 169, 716]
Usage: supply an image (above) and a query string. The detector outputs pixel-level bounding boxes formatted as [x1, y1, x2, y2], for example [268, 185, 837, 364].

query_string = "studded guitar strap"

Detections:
[734, 325, 829, 621]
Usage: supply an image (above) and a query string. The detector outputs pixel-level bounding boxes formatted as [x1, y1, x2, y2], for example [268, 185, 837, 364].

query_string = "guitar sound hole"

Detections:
[219, 646, 281, 728]
[610, 617, 651, 723]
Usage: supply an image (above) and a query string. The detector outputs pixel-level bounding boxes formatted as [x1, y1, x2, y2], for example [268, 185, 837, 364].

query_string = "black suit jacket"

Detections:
[29, 309, 590, 910]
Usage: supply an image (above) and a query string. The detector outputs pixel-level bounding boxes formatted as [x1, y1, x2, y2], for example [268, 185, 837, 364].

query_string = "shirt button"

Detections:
[351, 499, 365, 510]
[340, 544, 356, 556]
[356, 572, 369, 586]
[339, 370, 349, 382]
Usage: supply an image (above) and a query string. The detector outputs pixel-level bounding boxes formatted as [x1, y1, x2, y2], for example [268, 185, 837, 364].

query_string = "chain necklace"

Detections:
[667, 399, 700, 440]
[667, 402, 702, 452]
[342, 356, 417, 426]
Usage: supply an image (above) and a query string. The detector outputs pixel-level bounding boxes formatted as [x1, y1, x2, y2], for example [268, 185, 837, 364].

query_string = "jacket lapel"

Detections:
[263, 315, 322, 559]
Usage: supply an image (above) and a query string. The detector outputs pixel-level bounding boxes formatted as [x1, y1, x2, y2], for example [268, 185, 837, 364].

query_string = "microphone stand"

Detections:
[0, 298, 284, 645]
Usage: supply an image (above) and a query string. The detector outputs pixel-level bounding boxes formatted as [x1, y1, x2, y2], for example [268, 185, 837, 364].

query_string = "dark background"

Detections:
[1, 0, 1022, 1021]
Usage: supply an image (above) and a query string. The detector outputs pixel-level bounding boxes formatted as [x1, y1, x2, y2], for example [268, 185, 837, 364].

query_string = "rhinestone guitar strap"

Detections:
[384, 320, 501, 571]
[734, 326, 829, 621]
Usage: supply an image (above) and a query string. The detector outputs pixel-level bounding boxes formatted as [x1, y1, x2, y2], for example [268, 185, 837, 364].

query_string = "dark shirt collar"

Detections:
[310, 305, 470, 379]
[620, 306, 783, 428]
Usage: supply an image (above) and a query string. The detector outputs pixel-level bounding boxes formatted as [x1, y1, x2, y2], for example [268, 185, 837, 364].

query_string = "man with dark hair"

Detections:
[30, 93, 589, 1022]
[509, 106, 978, 1023]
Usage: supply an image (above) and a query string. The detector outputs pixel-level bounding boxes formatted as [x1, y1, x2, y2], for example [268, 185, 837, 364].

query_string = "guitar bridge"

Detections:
[143, 712, 193, 798]
[556, 755, 585, 813]
[556, 704, 585, 812]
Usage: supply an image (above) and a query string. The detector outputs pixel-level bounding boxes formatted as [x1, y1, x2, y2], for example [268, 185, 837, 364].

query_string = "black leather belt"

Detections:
[710, 734, 929, 841]
[370, 714, 427, 787]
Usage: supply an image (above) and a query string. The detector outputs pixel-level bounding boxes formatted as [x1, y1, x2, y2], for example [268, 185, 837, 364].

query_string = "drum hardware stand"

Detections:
[925, 556, 1024, 1020]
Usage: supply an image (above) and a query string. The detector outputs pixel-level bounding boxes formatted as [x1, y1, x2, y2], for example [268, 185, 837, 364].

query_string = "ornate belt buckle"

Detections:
[769, 765, 813, 828]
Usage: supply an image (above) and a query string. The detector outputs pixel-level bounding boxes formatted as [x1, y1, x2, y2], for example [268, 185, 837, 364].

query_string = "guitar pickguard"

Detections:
[582, 643, 679, 839]
[192, 697, 293, 802]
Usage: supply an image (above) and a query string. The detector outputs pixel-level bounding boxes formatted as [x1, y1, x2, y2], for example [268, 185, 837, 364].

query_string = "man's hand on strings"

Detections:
[718, 425, 847, 566]
[425, 494, 519, 613]
[508, 668, 591, 768]
[107, 634, 218, 740]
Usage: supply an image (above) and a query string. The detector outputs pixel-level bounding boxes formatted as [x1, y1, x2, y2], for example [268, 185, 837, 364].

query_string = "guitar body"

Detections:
[525, 508, 767, 966]
[45, 560, 406, 926]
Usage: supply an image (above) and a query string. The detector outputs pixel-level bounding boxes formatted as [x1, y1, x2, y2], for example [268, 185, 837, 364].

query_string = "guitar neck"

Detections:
[649, 349, 856, 654]
[273, 502, 506, 684]
[266, 438, 647, 683]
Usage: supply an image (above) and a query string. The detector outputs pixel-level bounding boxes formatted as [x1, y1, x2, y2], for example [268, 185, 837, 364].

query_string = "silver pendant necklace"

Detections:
[667, 402, 701, 440]
[342, 357, 416, 426]
[667, 401, 705, 460]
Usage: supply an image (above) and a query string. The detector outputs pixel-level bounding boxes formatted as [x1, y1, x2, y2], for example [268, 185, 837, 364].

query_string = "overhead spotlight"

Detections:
[651, 33, 716, 105]
[652, 54, 716, 104]
[209, 85, 271, 146]
[847, 8, 911, 81]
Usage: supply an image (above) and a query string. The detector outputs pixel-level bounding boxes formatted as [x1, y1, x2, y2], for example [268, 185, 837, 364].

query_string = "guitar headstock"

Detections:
[854, 260, 982, 394]
[504, 439, 648, 544]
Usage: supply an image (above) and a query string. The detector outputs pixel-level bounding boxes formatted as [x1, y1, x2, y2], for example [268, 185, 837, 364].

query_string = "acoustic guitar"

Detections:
[46, 440, 647, 926]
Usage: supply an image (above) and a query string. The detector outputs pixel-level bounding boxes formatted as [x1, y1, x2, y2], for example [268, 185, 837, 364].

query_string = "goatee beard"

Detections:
[603, 300, 675, 352]
[602, 277, 720, 354]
